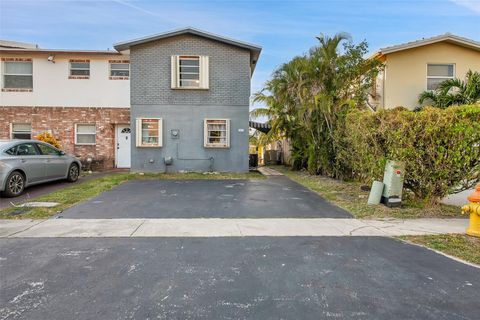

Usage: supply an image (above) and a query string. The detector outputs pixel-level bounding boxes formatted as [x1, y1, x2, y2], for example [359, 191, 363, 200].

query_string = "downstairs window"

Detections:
[136, 118, 163, 147]
[204, 119, 230, 148]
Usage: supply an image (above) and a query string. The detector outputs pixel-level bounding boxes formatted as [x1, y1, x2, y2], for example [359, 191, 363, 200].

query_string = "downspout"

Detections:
[382, 60, 387, 109]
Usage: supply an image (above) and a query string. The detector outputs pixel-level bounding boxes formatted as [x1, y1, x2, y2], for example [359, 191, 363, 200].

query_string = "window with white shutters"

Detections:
[136, 118, 163, 147]
[204, 119, 230, 148]
[171, 55, 209, 89]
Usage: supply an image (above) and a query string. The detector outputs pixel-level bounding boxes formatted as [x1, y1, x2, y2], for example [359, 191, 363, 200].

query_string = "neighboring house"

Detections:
[0, 28, 261, 172]
[370, 33, 480, 110]
[0, 40, 130, 170]
[114, 28, 261, 172]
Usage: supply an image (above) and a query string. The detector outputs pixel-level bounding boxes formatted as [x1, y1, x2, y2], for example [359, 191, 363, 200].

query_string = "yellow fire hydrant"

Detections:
[461, 184, 480, 237]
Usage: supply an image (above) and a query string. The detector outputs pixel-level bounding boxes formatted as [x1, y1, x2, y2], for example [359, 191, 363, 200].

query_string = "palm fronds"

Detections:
[418, 70, 480, 108]
[252, 33, 381, 176]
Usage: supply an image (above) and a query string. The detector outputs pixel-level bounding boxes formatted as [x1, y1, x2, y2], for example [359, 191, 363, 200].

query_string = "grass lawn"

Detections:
[399, 234, 480, 265]
[271, 165, 462, 219]
[0, 171, 264, 220]
[271, 166, 479, 265]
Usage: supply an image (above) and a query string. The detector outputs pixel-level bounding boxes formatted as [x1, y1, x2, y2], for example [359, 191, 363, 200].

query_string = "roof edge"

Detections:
[0, 48, 123, 55]
[114, 27, 261, 74]
[114, 27, 262, 52]
[376, 33, 480, 56]
[0, 39, 38, 49]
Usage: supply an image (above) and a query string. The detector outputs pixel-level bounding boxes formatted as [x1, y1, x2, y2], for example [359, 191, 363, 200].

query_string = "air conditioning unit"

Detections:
[381, 160, 405, 207]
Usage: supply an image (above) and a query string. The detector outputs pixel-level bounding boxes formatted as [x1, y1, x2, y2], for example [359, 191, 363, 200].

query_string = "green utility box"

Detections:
[381, 160, 405, 207]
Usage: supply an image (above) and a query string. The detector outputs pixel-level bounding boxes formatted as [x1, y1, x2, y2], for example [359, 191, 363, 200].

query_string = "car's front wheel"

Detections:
[3, 171, 25, 197]
[66, 163, 80, 182]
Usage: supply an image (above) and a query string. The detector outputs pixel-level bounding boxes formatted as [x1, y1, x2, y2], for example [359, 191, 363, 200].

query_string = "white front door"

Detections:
[116, 125, 131, 168]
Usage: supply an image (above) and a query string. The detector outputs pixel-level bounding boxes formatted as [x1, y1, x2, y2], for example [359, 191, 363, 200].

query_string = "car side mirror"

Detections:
[59, 151, 66, 156]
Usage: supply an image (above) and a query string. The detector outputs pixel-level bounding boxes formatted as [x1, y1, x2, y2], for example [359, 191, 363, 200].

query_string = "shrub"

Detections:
[337, 105, 480, 202]
[35, 131, 62, 149]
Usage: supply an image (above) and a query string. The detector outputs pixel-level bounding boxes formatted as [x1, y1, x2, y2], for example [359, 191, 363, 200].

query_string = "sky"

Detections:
[1, 0, 479, 110]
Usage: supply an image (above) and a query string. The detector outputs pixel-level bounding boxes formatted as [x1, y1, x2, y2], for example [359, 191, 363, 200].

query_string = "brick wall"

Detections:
[130, 34, 251, 106]
[0, 106, 130, 170]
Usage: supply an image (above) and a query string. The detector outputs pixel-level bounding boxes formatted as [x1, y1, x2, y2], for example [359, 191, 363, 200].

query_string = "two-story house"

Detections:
[114, 28, 261, 172]
[0, 40, 131, 170]
[0, 28, 262, 172]
[370, 33, 480, 110]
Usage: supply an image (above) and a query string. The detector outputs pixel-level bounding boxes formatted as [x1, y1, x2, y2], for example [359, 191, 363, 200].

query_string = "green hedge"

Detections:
[337, 105, 480, 201]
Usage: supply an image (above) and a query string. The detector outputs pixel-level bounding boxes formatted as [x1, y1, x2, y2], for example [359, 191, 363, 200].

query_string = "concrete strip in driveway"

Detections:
[0, 219, 45, 237]
[4, 219, 141, 238]
[1, 218, 469, 238]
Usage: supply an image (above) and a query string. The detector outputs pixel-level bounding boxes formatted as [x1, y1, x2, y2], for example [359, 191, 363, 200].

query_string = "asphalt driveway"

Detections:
[1, 237, 478, 320]
[61, 176, 351, 219]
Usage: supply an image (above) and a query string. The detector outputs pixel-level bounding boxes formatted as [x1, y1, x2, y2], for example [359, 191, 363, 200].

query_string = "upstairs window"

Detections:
[427, 64, 454, 90]
[2, 59, 33, 91]
[69, 60, 90, 79]
[109, 60, 130, 79]
[204, 119, 230, 148]
[75, 124, 96, 145]
[11, 123, 32, 139]
[135, 118, 162, 147]
[179, 56, 200, 88]
[171, 55, 209, 89]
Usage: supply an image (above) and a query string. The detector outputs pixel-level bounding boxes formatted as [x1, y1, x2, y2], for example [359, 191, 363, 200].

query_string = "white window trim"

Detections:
[171, 55, 209, 90]
[204, 119, 230, 148]
[2, 60, 33, 89]
[74, 123, 96, 145]
[10, 123, 32, 139]
[426, 63, 455, 91]
[109, 62, 130, 77]
[136, 118, 163, 148]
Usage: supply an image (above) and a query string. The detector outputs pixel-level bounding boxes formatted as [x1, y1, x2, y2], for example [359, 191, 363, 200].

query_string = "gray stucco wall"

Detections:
[131, 105, 249, 172]
[129, 34, 252, 172]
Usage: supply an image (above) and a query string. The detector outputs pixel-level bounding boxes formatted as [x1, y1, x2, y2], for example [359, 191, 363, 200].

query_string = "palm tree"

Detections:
[251, 56, 311, 168]
[418, 70, 480, 108]
[251, 33, 380, 175]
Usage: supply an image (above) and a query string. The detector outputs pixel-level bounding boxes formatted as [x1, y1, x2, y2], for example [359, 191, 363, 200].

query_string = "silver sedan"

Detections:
[0, 140, 82, 197]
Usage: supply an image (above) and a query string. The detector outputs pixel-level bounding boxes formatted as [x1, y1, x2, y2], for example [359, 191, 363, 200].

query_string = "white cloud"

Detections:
[450, 0, 480, 13]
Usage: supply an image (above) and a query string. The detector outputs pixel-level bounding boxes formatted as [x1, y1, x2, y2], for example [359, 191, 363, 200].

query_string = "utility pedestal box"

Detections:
[381, 160, 405, 208]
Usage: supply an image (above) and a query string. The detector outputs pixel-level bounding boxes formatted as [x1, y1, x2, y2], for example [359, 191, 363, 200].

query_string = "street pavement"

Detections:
[1, 237, 479, 320]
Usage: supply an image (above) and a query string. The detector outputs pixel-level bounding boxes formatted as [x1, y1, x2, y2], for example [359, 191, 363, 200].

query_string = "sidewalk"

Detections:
[0, 218, 468, 238]
[257, 166, 284, 176]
